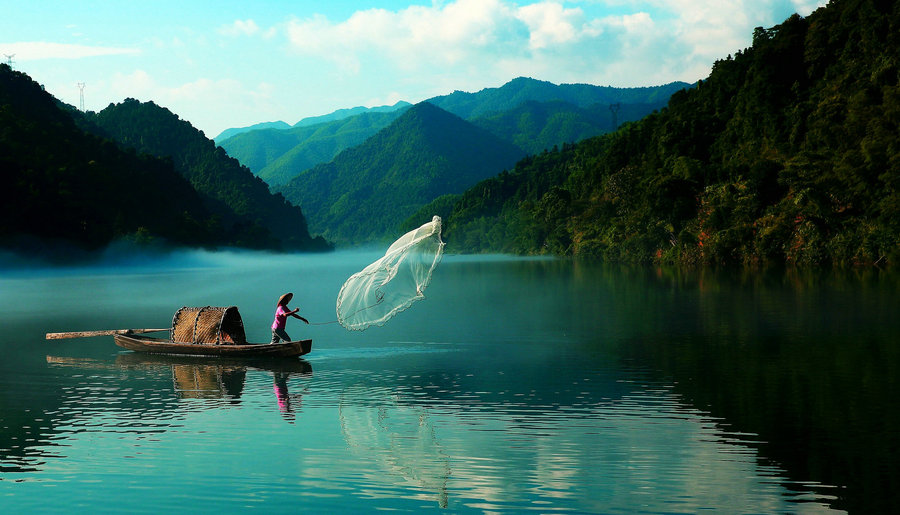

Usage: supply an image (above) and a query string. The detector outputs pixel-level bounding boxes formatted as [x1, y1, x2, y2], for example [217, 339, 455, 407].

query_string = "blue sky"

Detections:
[2, 0, 827, 138]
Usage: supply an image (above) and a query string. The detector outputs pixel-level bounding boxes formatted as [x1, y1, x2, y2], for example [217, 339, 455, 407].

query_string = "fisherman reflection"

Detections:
[272, 366, 312, 422]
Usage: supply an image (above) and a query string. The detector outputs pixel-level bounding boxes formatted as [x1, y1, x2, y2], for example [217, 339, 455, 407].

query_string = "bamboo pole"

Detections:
[45, 328, 169, 340]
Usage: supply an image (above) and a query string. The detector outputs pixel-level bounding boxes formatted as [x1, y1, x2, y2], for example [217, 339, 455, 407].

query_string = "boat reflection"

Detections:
[47, 353, 312, 414]
[116, 354, 313, 417]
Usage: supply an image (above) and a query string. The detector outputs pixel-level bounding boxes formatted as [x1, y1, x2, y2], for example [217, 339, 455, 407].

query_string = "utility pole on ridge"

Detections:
[77, 82, 85, 111]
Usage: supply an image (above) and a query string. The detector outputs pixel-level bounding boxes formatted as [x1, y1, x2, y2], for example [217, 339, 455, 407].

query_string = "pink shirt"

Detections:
[272, 305, 289, 330]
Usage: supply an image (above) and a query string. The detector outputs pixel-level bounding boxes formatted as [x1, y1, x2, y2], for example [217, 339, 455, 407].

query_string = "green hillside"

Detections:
[471, 99, 669, 155]
[88, 99, 330, 251]
[0, 64, 227, 254]
[421, 0, 900, 267]
[219, 109, 409, 184]
[217, 103, 411, 179]
[278, 102, 526, 244]
[257, 109, 411, 186]
[216, 127, 305, 173]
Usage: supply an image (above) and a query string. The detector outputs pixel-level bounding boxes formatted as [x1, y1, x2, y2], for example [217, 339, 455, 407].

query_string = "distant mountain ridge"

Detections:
[214, 120, 291, 144]
[213, 101, 411, 143]
[292, 101, 412, 128]
[277, 102, 525, 244]
[217, 77, 687, 192]
[428, 77, 691, 120]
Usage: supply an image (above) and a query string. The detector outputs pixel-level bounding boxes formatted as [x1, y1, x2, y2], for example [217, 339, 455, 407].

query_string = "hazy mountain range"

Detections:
[217, 77, 689, 186]
[224, 109, 412, 187]
[213, 101, 412, 143]
[215, 77, 689, 243]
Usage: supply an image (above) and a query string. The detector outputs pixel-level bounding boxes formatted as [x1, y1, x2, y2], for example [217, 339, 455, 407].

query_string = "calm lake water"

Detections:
[0, 249, 897, 513]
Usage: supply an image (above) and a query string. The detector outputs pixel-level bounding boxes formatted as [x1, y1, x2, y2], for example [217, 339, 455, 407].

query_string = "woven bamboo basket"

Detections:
[171, 306, 248, 345]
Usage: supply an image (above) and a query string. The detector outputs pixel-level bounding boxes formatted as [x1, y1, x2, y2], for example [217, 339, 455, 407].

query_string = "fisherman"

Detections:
[271, 292, 309, 343]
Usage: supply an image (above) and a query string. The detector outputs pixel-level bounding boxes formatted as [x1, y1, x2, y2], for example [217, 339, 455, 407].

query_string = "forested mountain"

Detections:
[213, 120, 291, 144]
[471, 99, 668, 156]
[85, 99, 329, 251]
[0, 64, 222, 254]
[428, 77, 690, 120]
[417, 0, 899, 267]
[278, 102, 525, 244]
[220, 109, 410, 185]
[218, 78, 685, 189]
[216, 125, 308, 175]
[262, 110, 413, 186]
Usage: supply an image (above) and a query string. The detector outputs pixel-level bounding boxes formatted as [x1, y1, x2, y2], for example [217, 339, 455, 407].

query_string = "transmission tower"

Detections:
[77, 82, 85, 111]
[3, 54, 14, 67]
[609, 103, 621, 130]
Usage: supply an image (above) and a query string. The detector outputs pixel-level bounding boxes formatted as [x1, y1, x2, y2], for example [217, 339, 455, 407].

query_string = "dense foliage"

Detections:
[86, 99, 329, 251]
[0, 64, 217, 253]
[278, 102, 525, 244]
[425, 0, 900, 267]
[471, 99, 668, 156]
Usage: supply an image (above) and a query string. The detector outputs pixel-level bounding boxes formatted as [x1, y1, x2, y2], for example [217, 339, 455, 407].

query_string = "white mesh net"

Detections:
[336, 216, 445, 331]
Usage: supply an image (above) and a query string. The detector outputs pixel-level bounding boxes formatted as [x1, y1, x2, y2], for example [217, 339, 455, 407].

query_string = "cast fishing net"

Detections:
[336, 216, 445, 331]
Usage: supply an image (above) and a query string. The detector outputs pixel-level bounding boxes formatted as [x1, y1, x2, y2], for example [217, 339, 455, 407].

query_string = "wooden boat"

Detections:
[113, 333, 312, 357]
[111, 305, 312, 358]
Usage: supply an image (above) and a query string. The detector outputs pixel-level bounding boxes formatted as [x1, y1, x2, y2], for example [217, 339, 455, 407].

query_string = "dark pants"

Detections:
[271, 328, 291, 343]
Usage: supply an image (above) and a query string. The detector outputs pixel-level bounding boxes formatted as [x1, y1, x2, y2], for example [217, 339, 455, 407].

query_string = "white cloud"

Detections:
[218, 19, 261, 37]
[110, 69, 156, 98]
[0, 41, 139, 60]
[285, 0, 525, 72]
[280, 0, 830, 91]
[516, 3, 583, 50]
[278, 0, 709, 92]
